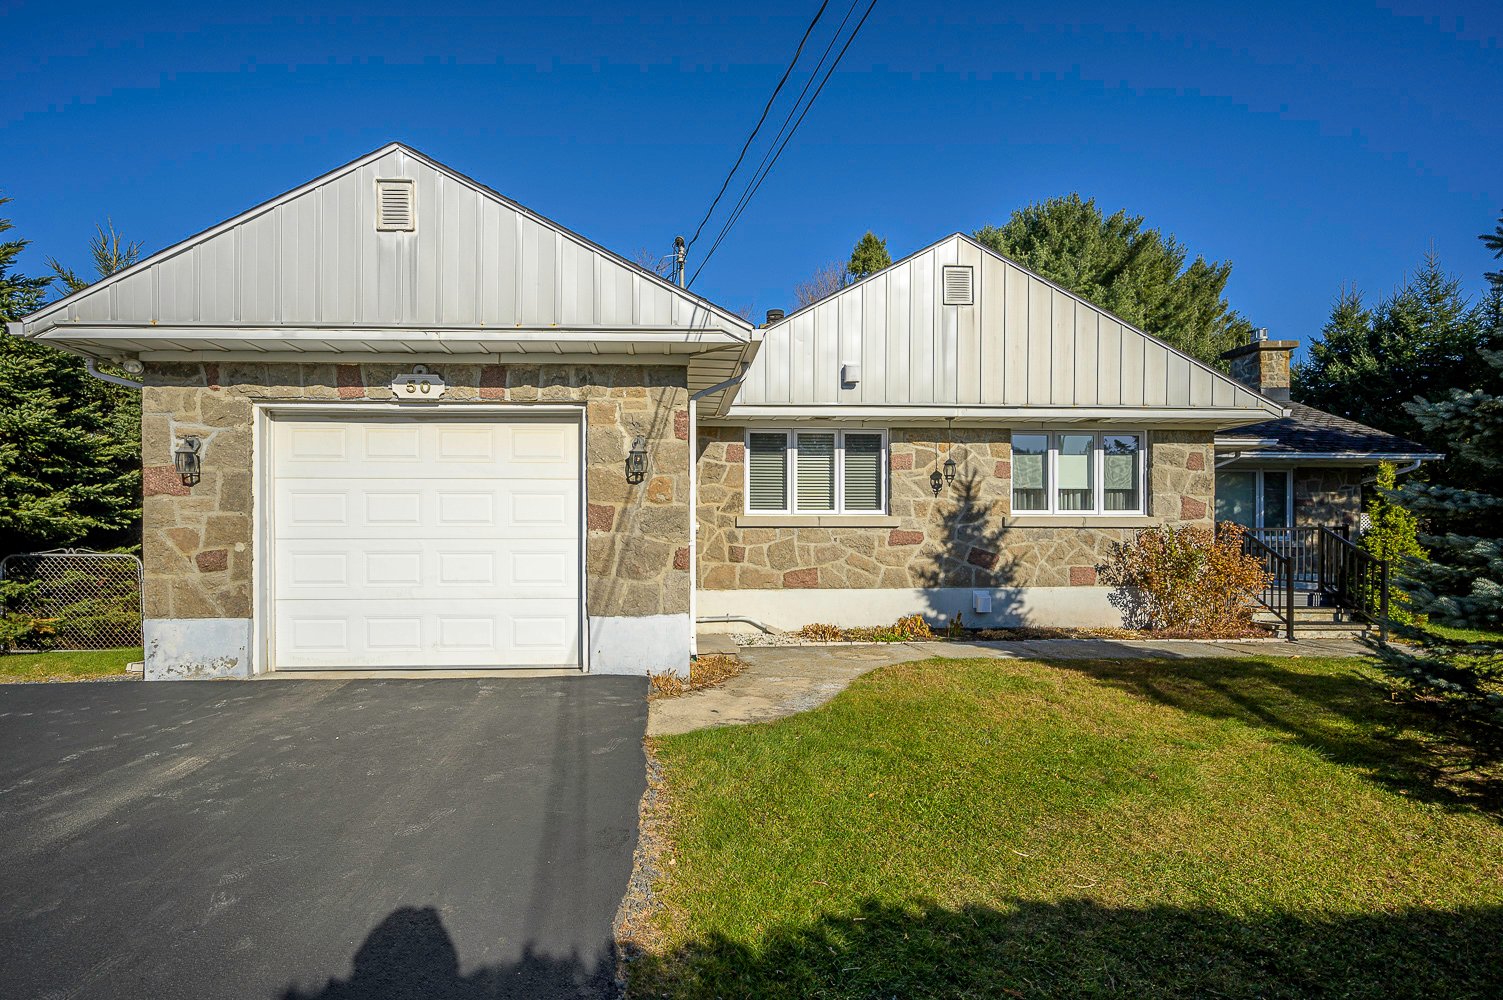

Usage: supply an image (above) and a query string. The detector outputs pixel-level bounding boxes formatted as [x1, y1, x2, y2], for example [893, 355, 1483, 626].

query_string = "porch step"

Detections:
[1252, 607, 1376, 637]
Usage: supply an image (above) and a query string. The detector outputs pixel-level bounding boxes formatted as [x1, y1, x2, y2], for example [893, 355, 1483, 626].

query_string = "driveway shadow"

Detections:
[278, 906, 615, 1000]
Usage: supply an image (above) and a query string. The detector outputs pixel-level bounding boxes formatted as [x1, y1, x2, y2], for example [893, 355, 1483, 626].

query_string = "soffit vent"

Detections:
[375, 178, 416, 232]
[942, 265, 974, 306]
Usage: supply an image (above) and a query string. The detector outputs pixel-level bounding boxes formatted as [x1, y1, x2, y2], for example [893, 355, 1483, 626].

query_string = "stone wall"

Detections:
[142, 360, 690, 636]
[695, 427, 1213, 592]
[1293, 467, 1365, 528]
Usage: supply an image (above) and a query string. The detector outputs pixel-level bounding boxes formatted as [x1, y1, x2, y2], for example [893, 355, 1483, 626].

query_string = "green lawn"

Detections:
[631, 656, 1503, 999]
[1419, 621, 1503, 644]
[0, 647, 141, 682]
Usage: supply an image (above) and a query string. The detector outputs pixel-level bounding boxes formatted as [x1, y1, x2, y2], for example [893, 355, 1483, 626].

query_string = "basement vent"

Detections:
[942, 265, 974, 306]
[375, 178, 416, 232]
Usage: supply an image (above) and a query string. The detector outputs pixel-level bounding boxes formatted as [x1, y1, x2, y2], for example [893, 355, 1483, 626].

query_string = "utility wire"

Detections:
[690, 0, 878, 288]
[684, 0, 832, 252]
[691, 0, 863, 281]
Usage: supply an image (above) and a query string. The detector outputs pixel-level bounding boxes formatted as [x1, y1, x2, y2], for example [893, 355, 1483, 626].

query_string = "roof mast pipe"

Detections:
[674, 235, 687, 288]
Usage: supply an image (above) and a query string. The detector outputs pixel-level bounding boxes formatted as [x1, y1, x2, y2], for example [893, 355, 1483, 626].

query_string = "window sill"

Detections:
[736, 514, 901, 528]
[1005, 515, 1159, 528]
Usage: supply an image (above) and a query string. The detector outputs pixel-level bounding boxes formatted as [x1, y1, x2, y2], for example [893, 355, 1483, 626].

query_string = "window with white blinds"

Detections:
[743, 430, 888, 515]
[747, 432, 789, 512]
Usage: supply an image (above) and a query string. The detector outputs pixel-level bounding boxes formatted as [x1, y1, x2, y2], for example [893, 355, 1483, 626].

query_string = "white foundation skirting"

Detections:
[589, 614, 692, 676]
[145, 618, 253, 680]
[695, 587, 1126, 632]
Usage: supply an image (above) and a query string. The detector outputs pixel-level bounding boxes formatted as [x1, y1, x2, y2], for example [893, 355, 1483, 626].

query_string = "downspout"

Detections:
[85, 358, 144, 390]
[686, 368, 747, 658]
[1364, 459, 1423, 484]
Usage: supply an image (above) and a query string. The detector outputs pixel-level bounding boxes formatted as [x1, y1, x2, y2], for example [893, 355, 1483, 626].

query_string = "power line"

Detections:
[689, 0, 878, 288]
[684, 0, 832, 252]
[690, 0, 863, 282]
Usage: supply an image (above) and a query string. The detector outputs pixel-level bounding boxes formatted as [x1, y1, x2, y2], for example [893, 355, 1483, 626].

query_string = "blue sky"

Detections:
[3, 2, 1499, 356]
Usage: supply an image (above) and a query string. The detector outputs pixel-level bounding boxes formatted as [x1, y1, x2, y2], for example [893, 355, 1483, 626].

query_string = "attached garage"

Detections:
[266, 409, 583, 671]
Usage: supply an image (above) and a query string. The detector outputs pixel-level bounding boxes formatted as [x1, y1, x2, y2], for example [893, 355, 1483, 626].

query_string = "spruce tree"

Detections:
[0, 202, 141, 555]
[847, 231, 891, 279]
[1381, 213, 1503, 726]
[974, 194, 1255, 367]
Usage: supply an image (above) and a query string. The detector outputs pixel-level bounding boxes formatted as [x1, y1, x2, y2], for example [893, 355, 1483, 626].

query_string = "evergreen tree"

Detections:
[974, 194, 1255, 367]
[1360, 462, 1427, 623]
[847, 231, 891, 279]
[1295, 251, 1499, 492]
[0, 203, 141, 555]
[1380, 213, 1503, 728]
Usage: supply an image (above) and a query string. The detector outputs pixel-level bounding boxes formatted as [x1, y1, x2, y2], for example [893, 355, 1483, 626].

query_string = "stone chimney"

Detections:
[1220, 328, 1296, 401]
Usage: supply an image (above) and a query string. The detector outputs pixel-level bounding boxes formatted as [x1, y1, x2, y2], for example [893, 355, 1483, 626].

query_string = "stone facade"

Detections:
[695, 427, 1214, 592]
[1293, 467, 1365, 529]
[141, 361, 691, 635]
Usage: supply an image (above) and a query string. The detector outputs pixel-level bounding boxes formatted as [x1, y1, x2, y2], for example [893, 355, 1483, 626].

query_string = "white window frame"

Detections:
[1216, 467, 1294, 529]
[743, 428, 890, 516]
[1010, 429, 1148, 516]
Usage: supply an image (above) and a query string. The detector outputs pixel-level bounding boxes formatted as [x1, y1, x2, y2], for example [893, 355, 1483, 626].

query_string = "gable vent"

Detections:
[942, 265, 974, 306]
[375, 178, 416, 232]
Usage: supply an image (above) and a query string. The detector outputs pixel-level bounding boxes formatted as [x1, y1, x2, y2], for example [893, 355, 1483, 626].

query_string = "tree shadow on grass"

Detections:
[1045, 655, 1503, 818]
[629, 896, 1503, 1000]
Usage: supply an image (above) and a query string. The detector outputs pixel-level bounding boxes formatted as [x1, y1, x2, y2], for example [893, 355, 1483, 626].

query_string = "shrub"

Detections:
[0, 579, 56, 653]
[1099, 524, 1269, 636]
[795, 623, 845, 643]
[1359, 461, 1428, 624]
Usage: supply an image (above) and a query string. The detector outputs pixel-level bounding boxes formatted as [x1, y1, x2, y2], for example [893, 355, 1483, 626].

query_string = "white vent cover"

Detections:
[375, 178, 416, 232]
[942, 265, 974, 306]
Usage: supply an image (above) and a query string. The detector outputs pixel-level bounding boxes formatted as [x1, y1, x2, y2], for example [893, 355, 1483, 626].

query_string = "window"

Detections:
[745, 430, 887, 515]
[1010, 431, 1145, 515]
[1215, 469, 1290, 529]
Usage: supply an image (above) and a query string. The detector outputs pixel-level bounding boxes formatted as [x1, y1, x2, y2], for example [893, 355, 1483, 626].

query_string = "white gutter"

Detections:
[686, 368, 748, 659]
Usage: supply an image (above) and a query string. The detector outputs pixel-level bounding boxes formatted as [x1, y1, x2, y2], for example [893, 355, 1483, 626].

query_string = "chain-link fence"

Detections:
[0, 550, 144, 650]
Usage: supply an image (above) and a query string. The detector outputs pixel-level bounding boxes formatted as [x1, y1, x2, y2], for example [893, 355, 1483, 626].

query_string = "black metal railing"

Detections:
[1240, 530, 1295, 641]
[1243, 525, 1391, 642]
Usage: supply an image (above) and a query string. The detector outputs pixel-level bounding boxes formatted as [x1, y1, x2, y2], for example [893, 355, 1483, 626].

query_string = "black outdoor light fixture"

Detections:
[626, 435, 648, 485]
[173, 435, 202, 488]
[932, 453, 958, 496]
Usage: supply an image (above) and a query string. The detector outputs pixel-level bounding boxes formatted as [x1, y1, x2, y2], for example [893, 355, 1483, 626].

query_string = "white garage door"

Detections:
[270, 413, 582, 670]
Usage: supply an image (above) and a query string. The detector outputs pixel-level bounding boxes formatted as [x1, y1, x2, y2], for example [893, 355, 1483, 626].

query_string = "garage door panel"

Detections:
[275, 480, 578, 537]
[274, 420, 578, 479]
[270, 414, 582, 670]
[275, 598, 579, 668]
[275, 539, 578, 600]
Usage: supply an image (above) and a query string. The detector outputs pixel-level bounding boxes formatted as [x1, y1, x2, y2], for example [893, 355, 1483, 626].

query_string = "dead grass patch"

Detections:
[648, 654, 744, 700]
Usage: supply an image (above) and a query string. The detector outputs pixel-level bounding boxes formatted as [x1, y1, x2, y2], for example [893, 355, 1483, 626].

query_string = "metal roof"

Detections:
[8, 143, 759, 414]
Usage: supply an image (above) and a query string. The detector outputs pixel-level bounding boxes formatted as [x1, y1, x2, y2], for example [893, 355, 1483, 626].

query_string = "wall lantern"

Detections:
[930, 470, 943, 496]
[626, 435, 648, 485]
[943, 455, 958, 486]
[173, 435, 202, 488]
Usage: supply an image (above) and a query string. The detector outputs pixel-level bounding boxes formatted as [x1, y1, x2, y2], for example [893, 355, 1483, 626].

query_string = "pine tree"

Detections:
[847, 231, 891, 279]
[974, 194, 1255, 367]
[0, 202, 141, 555]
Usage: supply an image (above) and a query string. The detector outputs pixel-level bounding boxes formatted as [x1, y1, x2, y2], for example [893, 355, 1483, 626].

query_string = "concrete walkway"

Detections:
[648, 636, 1374, 736]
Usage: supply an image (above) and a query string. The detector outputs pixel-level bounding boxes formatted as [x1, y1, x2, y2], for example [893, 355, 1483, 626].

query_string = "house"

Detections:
[7, 144, 1419, 679]
[1212, 336, 1439, 531]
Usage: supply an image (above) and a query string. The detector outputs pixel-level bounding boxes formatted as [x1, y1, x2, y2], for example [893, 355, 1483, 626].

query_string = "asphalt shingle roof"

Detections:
[1221, 402, 1436, 456]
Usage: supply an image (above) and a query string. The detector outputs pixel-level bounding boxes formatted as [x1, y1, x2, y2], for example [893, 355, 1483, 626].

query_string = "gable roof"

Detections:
[723, 233, 1286, 427]
[9, 143, 757, 411]
[1217, 402, 1442, 462]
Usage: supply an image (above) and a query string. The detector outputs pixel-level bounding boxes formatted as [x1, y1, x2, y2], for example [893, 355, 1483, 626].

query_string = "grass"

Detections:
[630, 655, 1503, 999]
[0, 647, 141, 683]
[1419, 621, 1503, 644]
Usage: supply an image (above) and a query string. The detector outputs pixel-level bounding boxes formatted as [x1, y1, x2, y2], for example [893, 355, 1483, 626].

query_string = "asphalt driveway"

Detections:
[0, 676, 648, 999]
